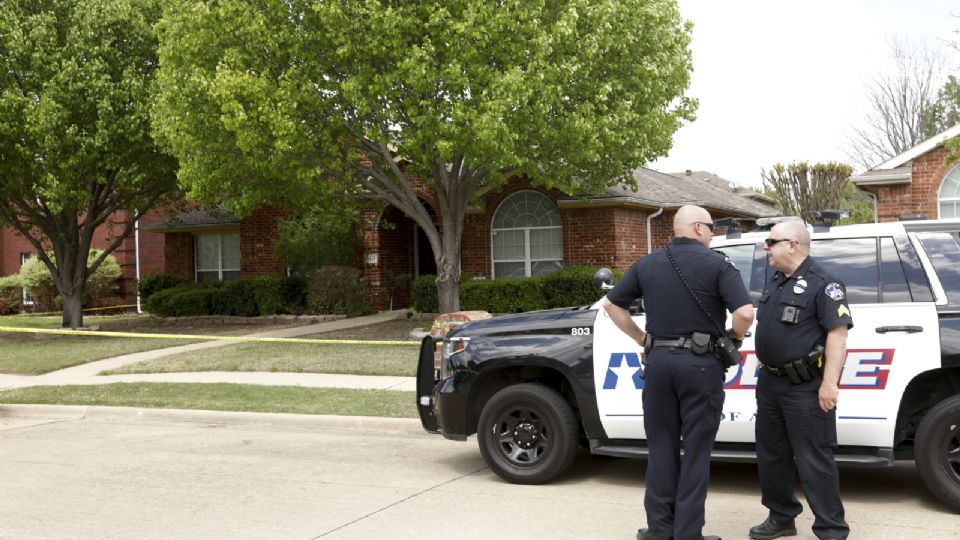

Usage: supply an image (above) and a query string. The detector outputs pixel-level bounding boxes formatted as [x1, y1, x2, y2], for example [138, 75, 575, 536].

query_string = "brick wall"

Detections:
[872, 147, 955, 222]
[0, 211, 161, 306]
[163, 233, 194, 280]
[373, 205, 416, 309]
[240, 206, 286, 277]
[0, 229, 33, 278]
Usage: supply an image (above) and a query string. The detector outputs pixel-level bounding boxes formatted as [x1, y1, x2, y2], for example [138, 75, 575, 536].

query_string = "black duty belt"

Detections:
[652, 337, 714, 350]
[760, 363, 786, 375]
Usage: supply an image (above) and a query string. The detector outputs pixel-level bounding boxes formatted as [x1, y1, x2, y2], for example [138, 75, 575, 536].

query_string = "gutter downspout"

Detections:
[646, 207, 664, 254]
[135, 216, 142, 313]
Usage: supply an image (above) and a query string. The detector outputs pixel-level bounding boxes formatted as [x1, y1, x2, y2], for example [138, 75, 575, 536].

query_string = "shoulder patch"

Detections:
[825, 282, 845, 301]
[837, 304, 850, 318]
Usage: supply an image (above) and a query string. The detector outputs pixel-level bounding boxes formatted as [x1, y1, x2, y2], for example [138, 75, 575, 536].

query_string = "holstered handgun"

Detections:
[806, 344, 825, 373]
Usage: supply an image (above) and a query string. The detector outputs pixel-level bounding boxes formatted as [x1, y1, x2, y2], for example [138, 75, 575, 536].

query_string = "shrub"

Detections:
[307, 266, 370, 316]
[139, 272, 187, 303]
[168, 287, 216, 316]
[411, 274, 438, 313]
[252, 276, 307, 315]
[144, 284, 216, 317]
[460, 277, 547, 313]
[210, 279, 259, 317]
[541, 266, 620, 308]
[409, 266, 617, 314]
[0, 275, 23, 315]
[17, 250, 121, 311]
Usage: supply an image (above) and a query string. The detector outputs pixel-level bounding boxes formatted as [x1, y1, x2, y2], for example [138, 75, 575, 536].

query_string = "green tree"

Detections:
[0, 0, 178, 328]
[274, 202, 363, 275]
[931, 75, 960, 164]
[152, 0, 696, 312]
[761, 162, 856, 224]
[18, 250, 122, 311]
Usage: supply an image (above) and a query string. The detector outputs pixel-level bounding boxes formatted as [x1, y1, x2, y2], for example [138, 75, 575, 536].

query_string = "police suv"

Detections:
[415, 217, 960, 512]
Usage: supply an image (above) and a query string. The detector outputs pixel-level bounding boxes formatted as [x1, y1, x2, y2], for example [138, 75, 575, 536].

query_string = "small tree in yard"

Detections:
[18, 251, 122, 312]
[151, 0, 697, 313]
[761, 162, 856, 224]
[0, 0, 179, 327]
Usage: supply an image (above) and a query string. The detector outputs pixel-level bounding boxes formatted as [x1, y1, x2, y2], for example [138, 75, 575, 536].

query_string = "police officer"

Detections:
[750, 220, 852, 540]
[604, 205, 755, 540]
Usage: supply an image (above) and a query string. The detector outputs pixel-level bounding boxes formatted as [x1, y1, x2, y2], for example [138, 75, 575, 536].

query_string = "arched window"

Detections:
[491, 191, 563, 278]
[940, 165, 960, 218]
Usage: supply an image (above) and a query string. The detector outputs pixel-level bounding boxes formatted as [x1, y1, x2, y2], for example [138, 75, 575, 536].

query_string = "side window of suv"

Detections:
[803, 236, 931, 304]
[716, 242, 769, 304]
[717, 243, 754, 292]
[812, 238, 879, 304]
[917, 232, 960, 308]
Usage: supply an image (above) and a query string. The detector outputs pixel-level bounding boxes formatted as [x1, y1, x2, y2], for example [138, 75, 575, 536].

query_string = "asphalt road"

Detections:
[0, 407, 956, 540]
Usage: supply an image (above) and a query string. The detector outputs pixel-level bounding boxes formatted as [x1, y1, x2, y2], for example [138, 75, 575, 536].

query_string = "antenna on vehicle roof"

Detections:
[714, 217, 742, 239]
[812, 209, 850, 232]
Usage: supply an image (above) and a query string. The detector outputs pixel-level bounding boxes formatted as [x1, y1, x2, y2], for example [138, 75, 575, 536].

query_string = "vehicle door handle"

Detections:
[875, 326, 923, 334]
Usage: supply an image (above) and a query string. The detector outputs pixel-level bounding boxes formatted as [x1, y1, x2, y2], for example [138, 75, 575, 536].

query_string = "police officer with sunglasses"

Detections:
[750, 220, 853, 540]
[604, 205, 755, 540]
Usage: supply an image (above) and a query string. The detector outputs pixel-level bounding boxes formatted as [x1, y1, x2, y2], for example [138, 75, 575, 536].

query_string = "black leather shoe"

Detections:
[636, 528, 671, 540]
[748, 517, 797, 540]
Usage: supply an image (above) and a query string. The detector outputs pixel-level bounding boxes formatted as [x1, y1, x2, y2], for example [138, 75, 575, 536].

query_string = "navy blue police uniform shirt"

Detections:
[755, 256, 854, 367]
[607, 237, 752, 338]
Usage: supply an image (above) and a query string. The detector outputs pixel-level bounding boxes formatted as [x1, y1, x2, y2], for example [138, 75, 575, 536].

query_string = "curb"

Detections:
[0, 404, 426, 435]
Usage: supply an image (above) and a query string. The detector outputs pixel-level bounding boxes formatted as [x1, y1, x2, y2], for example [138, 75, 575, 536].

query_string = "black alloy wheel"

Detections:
[477, 383, 578, 485]
[915, 394, 960, 512]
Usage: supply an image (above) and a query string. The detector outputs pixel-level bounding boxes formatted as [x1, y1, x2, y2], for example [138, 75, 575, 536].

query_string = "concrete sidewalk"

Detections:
[0, 309, 420, 392]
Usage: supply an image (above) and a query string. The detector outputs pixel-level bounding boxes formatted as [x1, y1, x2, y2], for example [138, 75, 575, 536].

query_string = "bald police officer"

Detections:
[604, 205, 755, 540]
[750, 220, 852, 540]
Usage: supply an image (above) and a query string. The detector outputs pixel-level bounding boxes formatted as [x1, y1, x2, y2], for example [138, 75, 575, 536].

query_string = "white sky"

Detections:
[650, 0, 960, 188]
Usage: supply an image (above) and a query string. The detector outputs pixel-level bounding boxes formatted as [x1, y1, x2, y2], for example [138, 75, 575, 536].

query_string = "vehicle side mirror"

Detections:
[593, 268, 614, 290]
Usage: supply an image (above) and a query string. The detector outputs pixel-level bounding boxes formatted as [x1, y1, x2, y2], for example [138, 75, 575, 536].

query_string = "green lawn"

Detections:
[102, 342, 418, 376]
[0, 335, 200, 374]
[0, 383, 418, 417]
[0, 313, 147, 329]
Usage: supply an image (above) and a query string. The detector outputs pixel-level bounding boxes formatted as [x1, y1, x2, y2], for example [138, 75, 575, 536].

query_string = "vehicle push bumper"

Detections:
[416, 336, 440, 433]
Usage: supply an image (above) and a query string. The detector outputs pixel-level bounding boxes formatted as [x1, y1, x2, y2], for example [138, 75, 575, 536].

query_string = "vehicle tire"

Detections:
[915, 394, 960, 512]
[477, 383, 579, 485]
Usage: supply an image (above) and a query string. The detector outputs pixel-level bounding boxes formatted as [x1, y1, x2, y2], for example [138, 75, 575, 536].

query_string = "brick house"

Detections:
[0, 204, 285, 310]
[1, 168, 776, 312]
[851, 124, 960, 222]
[362, 167, 778, 310]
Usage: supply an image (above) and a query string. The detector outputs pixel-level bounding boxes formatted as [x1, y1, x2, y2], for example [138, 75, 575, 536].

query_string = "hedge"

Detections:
[138, 272, 187, 304]
[411, 266, 621, 314]
[143, 276, 309, 317]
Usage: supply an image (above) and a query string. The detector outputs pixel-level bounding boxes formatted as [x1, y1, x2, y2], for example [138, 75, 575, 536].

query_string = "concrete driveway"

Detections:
[0, 406, 956, 539]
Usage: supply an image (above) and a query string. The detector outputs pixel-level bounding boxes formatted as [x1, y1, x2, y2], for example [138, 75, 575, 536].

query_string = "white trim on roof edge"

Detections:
[849, 170, 913, 186]
[872, 123, 960, 170]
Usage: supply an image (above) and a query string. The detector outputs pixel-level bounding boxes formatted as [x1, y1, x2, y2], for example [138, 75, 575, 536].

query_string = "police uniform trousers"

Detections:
[756, 369, 848, 539]
[642, 347, 725, 540]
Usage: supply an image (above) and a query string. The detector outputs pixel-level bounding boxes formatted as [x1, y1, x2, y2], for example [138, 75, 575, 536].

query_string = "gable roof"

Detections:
[558, 167, 780, 218]
[851, 123, 960, 186]
[145, 205, 241, 232]
[668, 170, 777, 206]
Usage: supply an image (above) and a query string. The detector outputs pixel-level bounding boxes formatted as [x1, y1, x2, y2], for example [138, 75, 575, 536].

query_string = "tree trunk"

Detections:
[435, 216, 462, 313]
[60, 290, 84, 329]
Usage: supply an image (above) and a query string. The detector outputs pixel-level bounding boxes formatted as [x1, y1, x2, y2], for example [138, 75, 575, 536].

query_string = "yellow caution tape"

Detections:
[0, 326, 419, 346]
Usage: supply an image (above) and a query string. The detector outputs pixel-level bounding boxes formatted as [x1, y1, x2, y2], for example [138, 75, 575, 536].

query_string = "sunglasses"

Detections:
[764, 238, 794, 247]
[695, 221, 715, 232]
